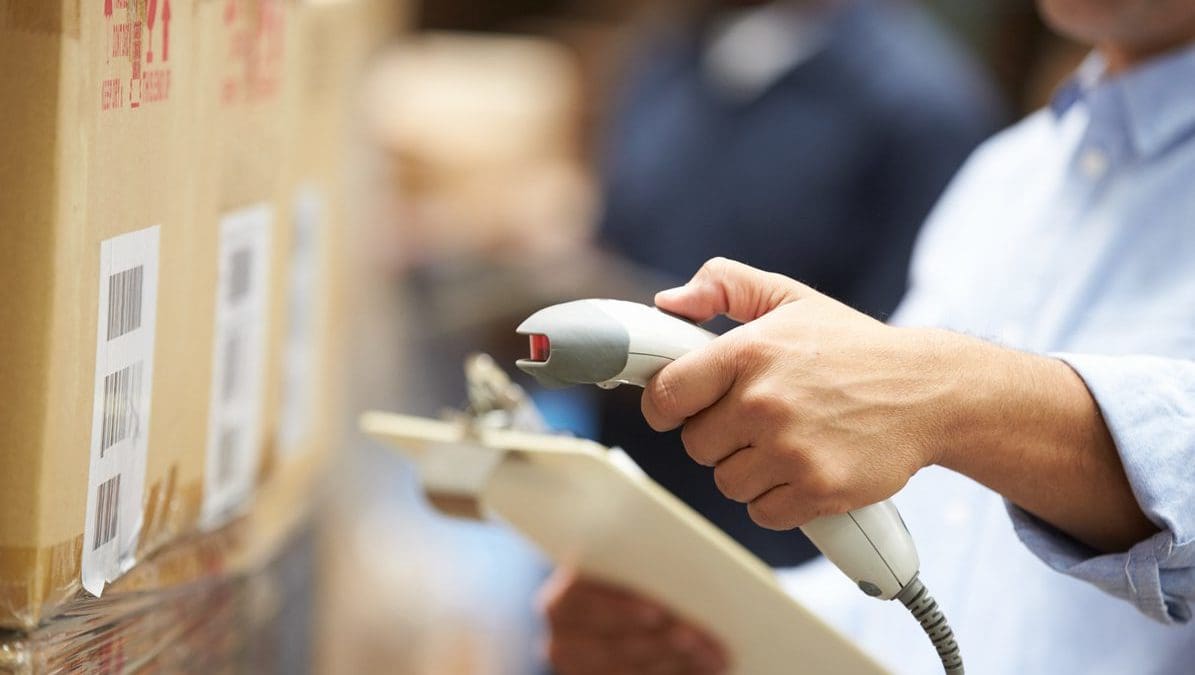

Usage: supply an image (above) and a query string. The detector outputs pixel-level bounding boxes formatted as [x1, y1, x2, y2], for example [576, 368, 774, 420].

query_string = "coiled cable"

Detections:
[895, 576, 964, 674]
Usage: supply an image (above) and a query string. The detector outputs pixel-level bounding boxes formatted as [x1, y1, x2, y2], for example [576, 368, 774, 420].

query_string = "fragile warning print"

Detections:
[102, 0, 174, 111]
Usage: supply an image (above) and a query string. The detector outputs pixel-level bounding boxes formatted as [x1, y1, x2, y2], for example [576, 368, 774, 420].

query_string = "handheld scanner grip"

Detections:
[802, 501, 919, 600]
[516, 299, 716, 388]
[516, 299, 920, 600]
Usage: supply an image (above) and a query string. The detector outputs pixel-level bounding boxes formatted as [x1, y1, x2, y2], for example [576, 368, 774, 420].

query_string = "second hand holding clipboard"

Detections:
[360, 403, 889, 674]
[516, 299, 964, 675]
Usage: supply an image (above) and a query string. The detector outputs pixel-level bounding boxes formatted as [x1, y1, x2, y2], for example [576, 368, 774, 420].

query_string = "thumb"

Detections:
[654, 257, 810, 323]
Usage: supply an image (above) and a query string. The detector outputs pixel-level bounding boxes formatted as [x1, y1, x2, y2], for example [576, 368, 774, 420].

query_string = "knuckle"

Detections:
[711, 464, 739, 501]
[747, 498, 788, 530]
[798, 473, 828, 501]
[792, 468, 852, 523]
[679, 424, 712, 466]
[740, 386, 785, 421]
[700, 256, 733, 279]
[799, 466, 839, 502]
[644, 373, 682, 428]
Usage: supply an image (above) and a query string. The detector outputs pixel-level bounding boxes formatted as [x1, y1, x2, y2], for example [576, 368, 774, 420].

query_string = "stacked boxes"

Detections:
[0, 0, 379, 633]
[272, 0, 376, 470]
[0, 0, 204, 628]
[0, 523, 317, 675]
[191, 0, 294, 530]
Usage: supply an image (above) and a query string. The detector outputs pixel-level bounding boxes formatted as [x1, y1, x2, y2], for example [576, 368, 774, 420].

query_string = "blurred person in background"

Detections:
[543, 0, 1195, 673]
[593, 0, 1002, 568]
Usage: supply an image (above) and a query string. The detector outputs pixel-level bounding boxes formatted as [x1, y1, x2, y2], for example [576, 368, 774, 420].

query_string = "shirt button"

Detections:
[1079, 147, 1109, 179]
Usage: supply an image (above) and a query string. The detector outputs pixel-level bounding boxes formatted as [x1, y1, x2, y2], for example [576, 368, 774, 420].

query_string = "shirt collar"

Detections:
[702, 3, 831, 102]
[1051, 41, 1195, 158]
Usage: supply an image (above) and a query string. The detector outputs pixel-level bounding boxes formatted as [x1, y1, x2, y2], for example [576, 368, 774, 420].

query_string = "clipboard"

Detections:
[360, 411, 888, 675]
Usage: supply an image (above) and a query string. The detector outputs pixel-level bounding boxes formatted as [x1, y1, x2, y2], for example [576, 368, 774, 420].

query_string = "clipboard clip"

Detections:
[420, 353, 548, 519]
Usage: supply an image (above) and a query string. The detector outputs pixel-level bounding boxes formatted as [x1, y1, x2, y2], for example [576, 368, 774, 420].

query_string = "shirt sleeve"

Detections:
[1005, 352, 1195, 624]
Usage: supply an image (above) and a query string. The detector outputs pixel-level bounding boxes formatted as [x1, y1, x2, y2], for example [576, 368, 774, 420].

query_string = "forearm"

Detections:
[923, 330, 1157, 553]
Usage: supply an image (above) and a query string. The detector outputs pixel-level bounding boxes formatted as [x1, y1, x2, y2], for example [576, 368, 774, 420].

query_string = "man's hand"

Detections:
[642, 257, 959, 529]
[539, 569, 729, 675]
[643, 257, 1155, 551]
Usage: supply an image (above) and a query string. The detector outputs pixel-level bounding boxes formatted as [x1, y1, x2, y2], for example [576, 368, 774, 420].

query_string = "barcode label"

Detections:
[203, 205, 272, 528]
[228, 247, 252, 302]
[107, 265, 144, 340]
[217, 428, 238, 487]
[277, 186, 324, 458]
[100, 362, 143, 455]
[221, 331, 243, 403]
[84, 226, 159, 597]
[92, 475, 122, 550]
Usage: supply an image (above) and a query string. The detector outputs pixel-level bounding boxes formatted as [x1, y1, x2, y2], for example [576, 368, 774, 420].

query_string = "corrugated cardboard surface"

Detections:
[271, 0, 374, 468]
[190, 0, 294, 524]
[0, 5, 61, 551]
[0, 0, 203, 629]
[0, 0, 367, 629]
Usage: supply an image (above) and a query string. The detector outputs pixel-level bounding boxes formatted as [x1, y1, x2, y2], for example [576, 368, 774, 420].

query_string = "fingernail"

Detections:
[655, 287, 685, 303]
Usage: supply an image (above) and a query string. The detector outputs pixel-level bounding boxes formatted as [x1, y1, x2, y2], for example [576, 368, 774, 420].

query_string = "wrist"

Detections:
[897, 329, 1035, 472]
[899, 328, 993, 471]
[928, 335, 1100, 479]
[894, 331, 1153, 551]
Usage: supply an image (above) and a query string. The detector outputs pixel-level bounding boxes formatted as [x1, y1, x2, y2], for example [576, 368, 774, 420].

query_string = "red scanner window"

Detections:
[528, 334, 550, 362]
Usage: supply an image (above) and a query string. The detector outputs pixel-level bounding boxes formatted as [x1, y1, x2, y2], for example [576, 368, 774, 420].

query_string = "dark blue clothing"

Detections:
[597, 0, 1005, 566]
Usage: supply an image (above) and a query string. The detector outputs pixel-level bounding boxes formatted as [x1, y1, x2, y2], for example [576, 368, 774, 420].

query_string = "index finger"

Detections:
[654, 257, 808, 324]
[641, 337, 737, 431]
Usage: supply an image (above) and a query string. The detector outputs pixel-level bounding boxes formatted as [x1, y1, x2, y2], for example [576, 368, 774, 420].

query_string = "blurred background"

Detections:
[0, 0, 1090, 673]
[329, 1, 1084, 673]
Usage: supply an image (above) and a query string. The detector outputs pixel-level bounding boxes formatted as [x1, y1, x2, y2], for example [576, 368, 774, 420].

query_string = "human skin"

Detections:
[640, 258, 1156, 551]
[538, 570, 728, 675]
[1037, 0, 1195, 72]
[543, 2, 1195, 670]
[543, 258, 1155, 674]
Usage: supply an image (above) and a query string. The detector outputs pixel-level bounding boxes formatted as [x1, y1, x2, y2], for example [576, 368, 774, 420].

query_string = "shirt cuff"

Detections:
[1006, 503, 1191, 624]
[1004, 352, 1195, 624]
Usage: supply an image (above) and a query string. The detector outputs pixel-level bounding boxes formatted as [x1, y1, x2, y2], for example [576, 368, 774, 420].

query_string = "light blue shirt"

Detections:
[780, 44, 1195, 673]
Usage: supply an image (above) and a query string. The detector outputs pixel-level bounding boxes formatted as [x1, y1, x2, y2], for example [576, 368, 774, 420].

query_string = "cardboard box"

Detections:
[269, 0, 377, 472]
[0, 0, 206, 630]
[0, 0, 374, 630]
[0, 518, 317, 675]
[189, 0, 295, 531]
[192, 0, 371, 524]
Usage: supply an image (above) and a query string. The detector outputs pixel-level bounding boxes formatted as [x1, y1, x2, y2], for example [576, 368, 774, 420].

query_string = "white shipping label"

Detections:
[277, 186, 324, 459]
[83, 226, 161, 596]
[202, 205, 273, 528]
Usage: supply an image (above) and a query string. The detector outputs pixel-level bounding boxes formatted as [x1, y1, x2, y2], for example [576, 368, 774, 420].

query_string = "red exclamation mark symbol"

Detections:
[146, 0, 158, 63]
[104, 0, 114, 65]
[130, 17, 142, 108]
[161, 0, 172, 62]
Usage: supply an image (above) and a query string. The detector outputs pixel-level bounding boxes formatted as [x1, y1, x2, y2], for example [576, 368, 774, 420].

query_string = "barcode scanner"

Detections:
[517, 299, 964, 674]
